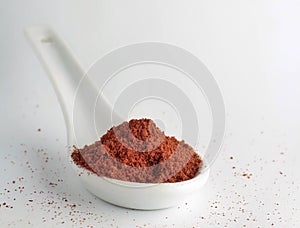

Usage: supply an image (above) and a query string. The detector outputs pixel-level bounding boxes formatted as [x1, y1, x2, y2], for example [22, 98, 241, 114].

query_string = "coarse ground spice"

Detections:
[71, 119, 202, 183]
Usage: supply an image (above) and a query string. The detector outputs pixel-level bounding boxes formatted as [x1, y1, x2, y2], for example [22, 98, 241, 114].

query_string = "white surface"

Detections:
[1, 0, 300, 227]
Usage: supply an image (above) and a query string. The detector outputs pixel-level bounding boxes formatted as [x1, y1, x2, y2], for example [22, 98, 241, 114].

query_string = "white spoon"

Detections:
[24, 25, 210, 210]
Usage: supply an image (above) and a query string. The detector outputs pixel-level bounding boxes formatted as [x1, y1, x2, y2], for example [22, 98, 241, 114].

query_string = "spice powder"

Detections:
[71, 119, 202, 183]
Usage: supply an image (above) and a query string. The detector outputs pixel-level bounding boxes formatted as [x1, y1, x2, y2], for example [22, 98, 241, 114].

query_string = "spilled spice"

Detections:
[71, 119, 202, 183]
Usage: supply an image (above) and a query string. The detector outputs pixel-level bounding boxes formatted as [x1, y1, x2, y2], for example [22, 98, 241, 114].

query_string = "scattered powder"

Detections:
[1, 117, 296, 227]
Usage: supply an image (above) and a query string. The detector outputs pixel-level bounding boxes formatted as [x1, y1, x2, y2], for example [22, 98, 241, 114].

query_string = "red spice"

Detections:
[71, 119, 202, 183]
[242, 173, 252, 179]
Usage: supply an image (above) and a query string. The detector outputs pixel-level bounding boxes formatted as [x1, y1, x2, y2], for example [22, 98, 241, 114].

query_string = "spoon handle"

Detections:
[24, 25, 84, 133]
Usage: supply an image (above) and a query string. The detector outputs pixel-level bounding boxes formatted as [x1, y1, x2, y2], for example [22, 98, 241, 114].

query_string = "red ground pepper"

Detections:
[71, 119, 202, 183]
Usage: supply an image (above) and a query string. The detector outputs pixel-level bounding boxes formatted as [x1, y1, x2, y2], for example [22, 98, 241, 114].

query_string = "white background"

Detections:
[1, 0, 300, 227]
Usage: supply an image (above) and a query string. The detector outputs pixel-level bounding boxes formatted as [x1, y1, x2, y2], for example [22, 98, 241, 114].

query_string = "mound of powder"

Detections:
[71, 119, 202, 183]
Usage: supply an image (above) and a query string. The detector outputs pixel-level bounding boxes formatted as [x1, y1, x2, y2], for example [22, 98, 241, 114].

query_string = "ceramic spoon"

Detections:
[24, 25, 209, 210]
